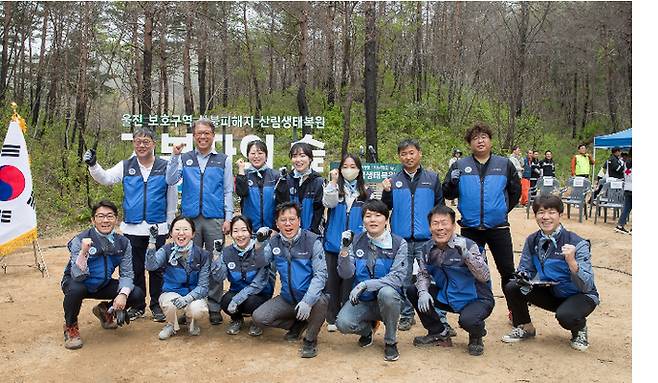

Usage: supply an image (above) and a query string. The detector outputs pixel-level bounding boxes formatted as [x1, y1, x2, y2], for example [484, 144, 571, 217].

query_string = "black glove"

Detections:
[256, 227, 272, 242]
[83, 149, 97, 167]
[514, 271, 531, 286]
[115, 309, 130, 327]
[149, 225, 158, 244]
[279, 167, 288, 179]
[213, 239, 224, 253]
[341, 230, 354, 247]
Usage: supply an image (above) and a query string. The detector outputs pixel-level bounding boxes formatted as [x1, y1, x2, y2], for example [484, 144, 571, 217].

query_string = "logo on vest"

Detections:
[186, 159, 193, 166]
[248, 179, 254, 187]
[465, 166, 472, 173]
[395, 181, 403, 188]
[88, 247, 97, 255]
[289, 187, 296, 195]
[128, 168, 136, 176]
[228, 262, 236, 270]
[356, 249, 365, 258]
[272, 247, 281, 255]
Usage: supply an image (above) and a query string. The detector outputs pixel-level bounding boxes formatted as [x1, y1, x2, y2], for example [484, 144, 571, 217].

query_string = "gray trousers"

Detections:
[335, 286, 403, 345]
[252, 294, 329, 342]
[192, 216, 224, 312]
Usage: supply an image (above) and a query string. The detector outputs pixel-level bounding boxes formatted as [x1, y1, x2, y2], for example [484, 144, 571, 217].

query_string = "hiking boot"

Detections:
[63, 323, 83, 350]
[440, 317, 457, 337]
[159, 324, 176, 340]
[226, 319, 244, 335]
[248, 323, 263, 337]
[502, 325, 536, 343]
[570, 326, 589, 351]
[209, 311, 223, 325]
[92, 302, 118, 330]
[468, 334, 484, 356]
[127, 307, 145, 321]
[284, 320, 308, 342]
[189, 320, 201, 336]
[300, 338, 318, 358]
[358, 331, 374, 348]
[384, 343, 400, 362]
[326, 323, 338, 332]
[397, 317, 416, 331]
[151, 306, 166, 323]
[413, 331, 453, 347]
[615, 226, 631, 235]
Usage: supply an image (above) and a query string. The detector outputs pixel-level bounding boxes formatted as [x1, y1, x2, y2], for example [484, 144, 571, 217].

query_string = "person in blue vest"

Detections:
[145, 216, 211, 340]
[61, 200, 144, 350]
[335, 199, 408, 362]
[166, 118, 234, 326]
[210, 215, 275, 336]
[235, 140, 279, 232]
[381, 139, 447, 332]
[443, 122, 521, 323]
[274, 142, 324, 235]
[252, 202, 329, 358]
[407, 205, 494, 356]
[502, 195, 599, 351]
[323, 153, 372, 332]
[83, 128, 177, 322]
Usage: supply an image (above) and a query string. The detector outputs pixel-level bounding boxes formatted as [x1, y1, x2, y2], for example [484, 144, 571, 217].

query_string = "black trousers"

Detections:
[461, 227, 515, 310]
[124, 234, 167, 312]
[220, 290, 271, 321]
[325, 251, 354, 324]
[61, 277, 145, 326]
[407, 284, 493, 337]
[505, 280, 597, 332]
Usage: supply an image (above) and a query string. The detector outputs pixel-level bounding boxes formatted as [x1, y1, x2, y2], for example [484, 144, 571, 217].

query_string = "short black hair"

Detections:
[532, 195, 564, 215]
[247, 140, 268, 156]
[464, 121, 493, 143]
[91, 200, 118, 216]
[545, 150, 552, 155]
[397, 139, 421, 153]
[578, 143, 587, 149]
[275, 201, 302, 220]
[427, 204, 456, 225]
[361, 199, 390, 220]
[612, 147, 621, 153]
[230, 215, 253, 235]
[192, 118, 216, 133]
[168, 215, 196, 236]
[289, 142, 314, 160]
[133, 128, 156, 141]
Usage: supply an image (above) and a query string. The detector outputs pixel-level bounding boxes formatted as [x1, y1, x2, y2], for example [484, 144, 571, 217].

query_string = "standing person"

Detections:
[408, 205, 494, 356]
[274, 142, 325, 235]
[604, 147, 625, 180]
[570, 144, 595, 178]
[539, 150, 556, 178]
[615, 158, 632, 234]
[166, 118, 234, 326]
[235, 140, 279, 232]
[509, 146, 524, 180]
[61, 200, 144, 349]
[145, 217, 211, 340]
[448, 149, 462, 168]
[335, 200, 408, 362]
[381, 139, 447, 332]
[252, 202, 329, 358]
[520, 149, 533, 206]
[83, 128, 176, 322]
[323, 154, 372, 332]
[443, 121, 521, 322]
[502, 195, 599, 352]
[530, 150, 541, 189]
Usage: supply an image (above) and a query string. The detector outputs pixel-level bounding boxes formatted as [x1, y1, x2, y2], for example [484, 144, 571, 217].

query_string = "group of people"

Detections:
[507, 147, 558, 207]
[61, 119, 600, 362]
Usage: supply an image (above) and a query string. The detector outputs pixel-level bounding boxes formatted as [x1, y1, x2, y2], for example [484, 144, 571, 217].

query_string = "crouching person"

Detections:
[502, 195, 599, 351]
[145, 216, 210, 340]
[408, 205, 494, 356]
[61, 200, 144, 350]
[335, 199, 408, 362]
[252, 202, 329, 358]
[210, 216, 275, 336]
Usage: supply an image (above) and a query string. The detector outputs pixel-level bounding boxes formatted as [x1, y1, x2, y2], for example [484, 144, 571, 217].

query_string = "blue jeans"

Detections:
[336, 286, 403, 345]
[618, 191, 632, 227]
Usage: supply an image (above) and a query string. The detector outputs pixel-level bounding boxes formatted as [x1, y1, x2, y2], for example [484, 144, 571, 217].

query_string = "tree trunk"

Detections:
[0, 1, 12, 104]
[133, 10, 142, 116]
[268, 7, 275, 94]
[364, 1, 378, 162]
[570, 72, 578, 138]
[413, 1, 422, 103]
[243, 3, 262, 117]
[141, 4, 154, 116]
[74, 4, 92, 159]
[340, 2, 355, 157]
[183, 11, 194, 115]
[581, 71, 590, 133]
[197, 3, 208, 114]
[325, 2, 337, 108]
[31, 3, 49, 134]
[297, 2, 310, 137]
[221, 3, 229, 108]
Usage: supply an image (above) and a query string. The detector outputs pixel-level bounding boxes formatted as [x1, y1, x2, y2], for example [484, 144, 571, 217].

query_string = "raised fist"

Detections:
[256, 227, 272, 242]
[329, 168, 339, 184]
[341, 230, 354, 247]
[382, 178, 392, 192]
[172, 143, 186, 155]
[83, 149, 97, 167]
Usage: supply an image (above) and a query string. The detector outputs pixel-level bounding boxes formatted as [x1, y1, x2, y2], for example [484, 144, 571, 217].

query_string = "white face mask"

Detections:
[341, 168, 360, 182]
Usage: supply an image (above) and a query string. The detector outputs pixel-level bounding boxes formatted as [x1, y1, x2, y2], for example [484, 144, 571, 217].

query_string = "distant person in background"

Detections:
[448, 149, 462, 168]
[570, 144, 595, 178]
[530, 150, 541, 189]
[539, 150, 556, 178]
[521, 149, 533, 206]
[615, 158, 632, 235]
[604, 147, 625, 180]
[509, 146, 524, 180]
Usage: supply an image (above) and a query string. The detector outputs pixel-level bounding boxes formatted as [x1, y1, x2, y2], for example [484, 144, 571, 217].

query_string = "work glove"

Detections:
[115, 309, 130, 327]
[227, 300, 239, 314]
[453, 236, 469, 257]
[83, 149, 97, 167]
[172, 295, 194, 310]
[418, 291, 434, 313]
[450, 169, 461, 185]
[256, 227, 273, 242]
[295, 301, 312, 321]
[213, 239, 224, 254]
[148, 225, 158, 244]
[341, 230, 354, 248]
[349, 282, 367, 305]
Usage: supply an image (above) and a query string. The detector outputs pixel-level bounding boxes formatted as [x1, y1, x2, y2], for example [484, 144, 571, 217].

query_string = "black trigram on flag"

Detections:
[0, 210, 11, 223]
[1, 144, 20, 157]
[27, 191, 35, 209]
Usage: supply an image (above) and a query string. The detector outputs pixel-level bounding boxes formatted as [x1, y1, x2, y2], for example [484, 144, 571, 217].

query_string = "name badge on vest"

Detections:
[228, 262, 236, 270]
[88, 247, 97, 255]
[464, 166, 473, 173]
[186, 159, 193, 166]
[355, 249, 365, 258]
[272, 247, 281, 255]
[128, 168, 136, 175]
[289, 187, 296, 195]
[395, 181, 403, 188]
[248, 179, 254, 186]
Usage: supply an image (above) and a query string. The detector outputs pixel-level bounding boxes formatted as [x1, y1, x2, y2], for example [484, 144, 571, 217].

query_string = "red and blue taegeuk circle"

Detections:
[0, 165, 26, 201]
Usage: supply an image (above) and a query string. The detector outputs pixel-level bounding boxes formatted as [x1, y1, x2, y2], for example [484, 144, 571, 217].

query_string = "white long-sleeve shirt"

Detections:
[88, 157, 178, 236]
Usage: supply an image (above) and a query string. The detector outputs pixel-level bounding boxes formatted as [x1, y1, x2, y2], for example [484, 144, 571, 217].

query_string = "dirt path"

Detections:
[0, 208, 631, 382]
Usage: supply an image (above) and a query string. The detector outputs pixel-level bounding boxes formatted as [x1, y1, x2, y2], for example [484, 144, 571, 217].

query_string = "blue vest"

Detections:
[65, 229, 128, 293]
[390, 170, 438, 240]
[527, 229, 599, 299]
[270, 230, 319, 304]
[241, 169, 278, 231]
[323, 189, 371, 253]
[122, 157, 168, 224]
[286, 174, 324, 232]
[352, 232, 404, 302]
[420, 239, 493, 312]
[161, 244, 210, 297]
[456, 155, 510, 228]
[223, 245, 275, 298]
[181, 151, 227, 219]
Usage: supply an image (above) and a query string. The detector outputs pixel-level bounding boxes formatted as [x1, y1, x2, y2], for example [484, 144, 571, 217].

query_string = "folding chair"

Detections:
[526, 176, 561, 218]
[592, 180, 625, 224]
[562, 176, 591, 223]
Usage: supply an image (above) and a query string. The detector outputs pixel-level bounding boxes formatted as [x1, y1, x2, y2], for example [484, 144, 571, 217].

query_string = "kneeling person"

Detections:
[502, 195, 599, 351]
[146, 216, 211, 339]
[252, 202, 328, 358]
[61, 200, 144, 350]
[408, 205, 494, 356]
[335, 199, 408, 362]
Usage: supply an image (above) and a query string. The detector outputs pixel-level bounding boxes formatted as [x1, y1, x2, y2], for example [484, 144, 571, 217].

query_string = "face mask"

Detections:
[341, 168, 360, 182]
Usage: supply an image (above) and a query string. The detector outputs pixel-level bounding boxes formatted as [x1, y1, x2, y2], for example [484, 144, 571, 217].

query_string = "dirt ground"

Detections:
[0, 207, 631, 383]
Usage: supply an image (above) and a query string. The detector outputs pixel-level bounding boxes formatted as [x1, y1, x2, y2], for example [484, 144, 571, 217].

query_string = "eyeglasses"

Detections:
[277, 217, 299, 224]
[133, 139, 154, 147]
[194, 131, 214, 137]
[94, 213, 117, 220]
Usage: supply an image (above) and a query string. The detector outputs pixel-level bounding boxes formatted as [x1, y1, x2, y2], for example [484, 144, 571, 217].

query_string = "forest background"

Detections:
[0, 1, 632, 234]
